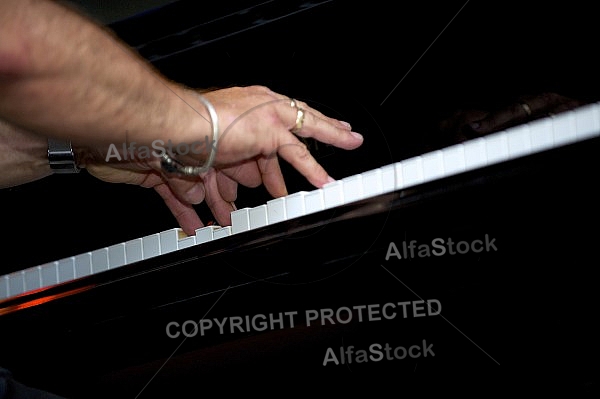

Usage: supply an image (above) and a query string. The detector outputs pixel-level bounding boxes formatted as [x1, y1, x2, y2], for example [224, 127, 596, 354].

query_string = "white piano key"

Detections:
[323, 180, 344, 208]
[24, 267, 42, 291]
[91, 248, 109, 273]
[177, 235, 196, 249]
[463, 138, 487, 171]
[402, 156, 424, 187]
[57, 257, 75, 283]
[213, 226, 232, 240]
[231, 208, 251, 234]
[125, 238, 143, 264]
[529, 117, 554, 152]
[195, 226, 219, 244]
[0, 276, 8, 300]
[484, 131, 509, 164]
[267, 197, 287, 224]
[342, 175, 364, 203]
[380, 164, 396, 193]
[394, 162, 403, 189]
[285, 191, 308, 219]
[108, 243, 126, 269]
[159, 228, 180, 254]
[551, 110, 578, 146]
[304, 189, 325, 215]
[142, 233, 161, 259]
[575, 102, 600, 140]
[442, 144, 466, 175]
[249, 205, 268, 229]
[421, 151, 445, 183]
[361, 169, 383, 197]
[74, 253, 92, 278]
[40, 262, 59, 286]
[507, 124, 532, 158]
[8, 271, 25, 297]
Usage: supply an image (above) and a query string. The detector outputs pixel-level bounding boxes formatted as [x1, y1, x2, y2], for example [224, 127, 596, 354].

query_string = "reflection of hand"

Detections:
[436, 92, 585, 146]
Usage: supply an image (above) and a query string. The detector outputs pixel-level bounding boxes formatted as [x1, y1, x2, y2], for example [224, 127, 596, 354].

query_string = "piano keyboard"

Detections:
[2, 102, 600, 303]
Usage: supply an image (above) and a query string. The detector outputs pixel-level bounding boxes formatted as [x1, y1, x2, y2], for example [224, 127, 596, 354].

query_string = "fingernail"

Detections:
[339, 121, 352, 129]
[350, 131, 363, 141]
[326, 175, 335, 183]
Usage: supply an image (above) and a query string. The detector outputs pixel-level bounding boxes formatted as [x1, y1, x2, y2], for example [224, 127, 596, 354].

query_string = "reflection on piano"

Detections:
[1, 102, 599, 396]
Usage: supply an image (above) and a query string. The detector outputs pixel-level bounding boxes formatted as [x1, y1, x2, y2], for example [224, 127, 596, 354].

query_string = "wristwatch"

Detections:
[48, 138, 80, 174]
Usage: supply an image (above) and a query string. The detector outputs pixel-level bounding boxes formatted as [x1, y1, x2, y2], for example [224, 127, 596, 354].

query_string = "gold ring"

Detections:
[520, 102, 532, 116]
[290, 98, 298, 108]
[292, 107, 305, 134]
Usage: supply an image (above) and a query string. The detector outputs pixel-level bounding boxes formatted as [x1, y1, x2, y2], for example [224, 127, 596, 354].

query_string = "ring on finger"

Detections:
[292, 107, 306, 134]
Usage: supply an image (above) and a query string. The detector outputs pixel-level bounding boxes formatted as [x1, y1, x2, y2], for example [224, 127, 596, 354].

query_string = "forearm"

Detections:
[0, 0, 207, 152]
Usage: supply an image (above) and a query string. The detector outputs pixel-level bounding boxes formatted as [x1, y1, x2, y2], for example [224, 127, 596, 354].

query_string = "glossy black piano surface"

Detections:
[1, 0, 599, 396]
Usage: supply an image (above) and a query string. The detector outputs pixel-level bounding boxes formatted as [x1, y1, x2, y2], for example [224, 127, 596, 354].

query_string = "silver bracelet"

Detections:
[160, 94, 219, 176]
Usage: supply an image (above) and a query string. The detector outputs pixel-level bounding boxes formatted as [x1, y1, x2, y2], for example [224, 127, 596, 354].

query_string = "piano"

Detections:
[1, 0, 599, 397]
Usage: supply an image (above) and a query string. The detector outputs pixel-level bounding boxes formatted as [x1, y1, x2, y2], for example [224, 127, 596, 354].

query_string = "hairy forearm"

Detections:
[0, 0, 207, 152]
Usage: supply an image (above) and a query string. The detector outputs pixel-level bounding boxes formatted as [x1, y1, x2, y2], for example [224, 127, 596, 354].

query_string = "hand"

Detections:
[81, 148, 237, 235]
[435, 92, 585, 146]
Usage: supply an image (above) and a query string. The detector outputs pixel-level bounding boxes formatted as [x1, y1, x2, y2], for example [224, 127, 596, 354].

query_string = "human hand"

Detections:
[436, 92, 584, 146]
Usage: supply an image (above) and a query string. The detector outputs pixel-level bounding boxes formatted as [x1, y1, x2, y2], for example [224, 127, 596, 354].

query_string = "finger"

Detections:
[279, 97, 353, 131]
[258, 154, 287, 197]
[216, 170, 238, 203]
[163, 174, 207, 205]
[278, 103, 363, 150]
[276, 136, 332, 188]
[153, 182, 203, 235]
[203, 169, 236, 226]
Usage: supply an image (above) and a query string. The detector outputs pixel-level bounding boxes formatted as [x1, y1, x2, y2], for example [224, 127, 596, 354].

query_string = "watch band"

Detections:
[48, 138, 80, 174]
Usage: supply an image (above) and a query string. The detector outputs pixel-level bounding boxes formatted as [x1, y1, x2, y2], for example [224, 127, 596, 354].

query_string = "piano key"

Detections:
[342, 175, 364, 203]
[249, 205, 268, 229]
[421, 151, 445, 183]
[195, 225, 219, 244]
[231, 208, 251, 234]
[529, 117, 554, 152]
[442, 144, 466, 175]
[575, 102, 600, 140]
[91, 248, 109, 274]
[380, 164, 396, 193]
[322, 180, 344, 208]
[401, 156, 424, 187]
[0, 276, 8, 300]
[266, 197, 287, 224]
[108, 243, 126, 269]
[159, 228, 181, 254]
[24, 267, 42, 291]
[485, 131, 509, 164]
[40, 262, 59, 286]
[74, 253, 93, 278]
[507, 124, 532, 158]
[57, 257, 76, 283]
[361, 168, 384, 197]
[304, 189, 325, 215]
[125, 238, 144, 264]
[463, 137, 487, 170]
[285, 191, 308, 219]
[213, 226, 232, 240]
[177, 235, 196, 249]
[551, 110, 577, 146]
[142, 233, 161, 259]
[8, 271, 25, 297]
